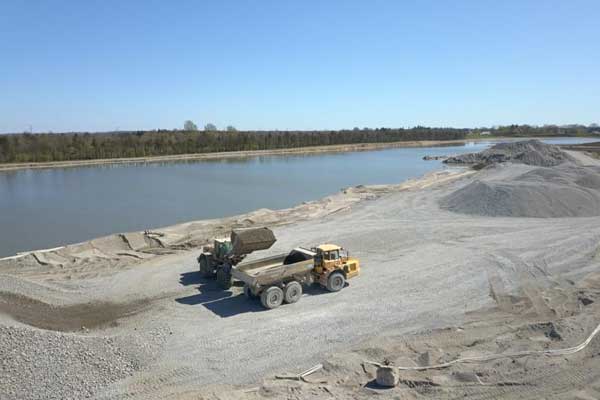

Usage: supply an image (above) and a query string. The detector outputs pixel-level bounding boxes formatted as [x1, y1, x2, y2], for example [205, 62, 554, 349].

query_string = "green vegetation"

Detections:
[467, 124, 598, 139]
[0, 125, 597, 164]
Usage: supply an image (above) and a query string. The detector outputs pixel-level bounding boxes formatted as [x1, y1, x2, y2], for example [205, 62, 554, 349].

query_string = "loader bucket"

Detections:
[230, 227, 276, 256]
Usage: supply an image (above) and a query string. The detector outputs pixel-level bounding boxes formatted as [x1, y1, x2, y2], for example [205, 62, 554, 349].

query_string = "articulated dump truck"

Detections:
[198, 228, 361, 309]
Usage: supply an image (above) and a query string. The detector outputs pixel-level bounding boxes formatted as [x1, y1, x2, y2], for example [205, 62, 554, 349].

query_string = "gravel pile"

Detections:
[444, 139, 575, 167]
[440, 164, 600, 218]
[0, 325, 138, 400]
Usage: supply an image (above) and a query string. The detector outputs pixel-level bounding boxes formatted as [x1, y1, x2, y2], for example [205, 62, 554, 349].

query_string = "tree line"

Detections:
[0, 125, 597, 163]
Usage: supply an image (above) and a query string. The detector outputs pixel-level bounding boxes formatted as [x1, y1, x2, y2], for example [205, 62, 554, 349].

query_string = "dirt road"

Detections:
[2, 155, 600, 399]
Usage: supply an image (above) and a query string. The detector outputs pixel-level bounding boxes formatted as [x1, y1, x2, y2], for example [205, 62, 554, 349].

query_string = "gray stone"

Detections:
[376, 366, 400, 387]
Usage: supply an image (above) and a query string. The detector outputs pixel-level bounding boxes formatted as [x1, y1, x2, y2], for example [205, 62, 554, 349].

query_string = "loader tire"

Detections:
[244, 284, 258, 299]
[198, 254, 214, 278]
[216, 268, 233, 290]
[260, 286, 284, 309]
[326, 272, 345, 292]
[283, 281, 302, 304]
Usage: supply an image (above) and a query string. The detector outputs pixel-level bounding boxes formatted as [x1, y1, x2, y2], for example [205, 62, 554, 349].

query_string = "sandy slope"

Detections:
[1, 156, 600, 399]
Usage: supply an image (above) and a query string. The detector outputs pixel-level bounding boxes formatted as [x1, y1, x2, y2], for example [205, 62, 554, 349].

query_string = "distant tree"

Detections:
[184, 120, 198, 131]
[15, 123, 595, 163]
[353, 127, 360, 131]
[226, 125, 237, 132]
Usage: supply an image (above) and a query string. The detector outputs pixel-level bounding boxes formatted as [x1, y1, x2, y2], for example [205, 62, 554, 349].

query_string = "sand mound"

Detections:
[441, 164, 600, 218]
[445, 140, 575, 167]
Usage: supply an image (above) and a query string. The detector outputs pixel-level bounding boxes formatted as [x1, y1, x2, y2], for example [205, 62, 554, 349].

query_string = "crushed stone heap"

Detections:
[441, 164, 600, 218]
[444, 139, 575, 167]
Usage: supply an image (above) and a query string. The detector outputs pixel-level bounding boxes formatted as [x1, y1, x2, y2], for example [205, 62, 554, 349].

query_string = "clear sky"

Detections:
[1, 0, 598, 133]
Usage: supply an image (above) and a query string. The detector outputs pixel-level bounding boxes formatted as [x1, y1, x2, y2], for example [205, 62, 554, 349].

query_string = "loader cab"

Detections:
[214, 238, 233, 258]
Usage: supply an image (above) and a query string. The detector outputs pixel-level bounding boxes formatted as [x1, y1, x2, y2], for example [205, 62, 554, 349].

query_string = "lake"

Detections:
[0, 137, 596, 257]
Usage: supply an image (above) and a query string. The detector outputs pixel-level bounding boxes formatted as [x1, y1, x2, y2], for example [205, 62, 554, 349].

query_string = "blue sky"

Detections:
[1, 0, 598, 133]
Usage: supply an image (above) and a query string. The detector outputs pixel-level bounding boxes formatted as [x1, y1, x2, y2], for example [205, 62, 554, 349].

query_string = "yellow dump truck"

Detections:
[233, 244, 360, 309]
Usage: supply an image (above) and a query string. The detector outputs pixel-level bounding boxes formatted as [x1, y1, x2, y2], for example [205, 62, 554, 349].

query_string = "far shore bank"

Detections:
[0, 136, 551, 172]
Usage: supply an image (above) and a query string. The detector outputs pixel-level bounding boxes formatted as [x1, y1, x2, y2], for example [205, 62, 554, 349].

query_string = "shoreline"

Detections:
[0, 137, 529, 172]
[0, 168, 474, 260]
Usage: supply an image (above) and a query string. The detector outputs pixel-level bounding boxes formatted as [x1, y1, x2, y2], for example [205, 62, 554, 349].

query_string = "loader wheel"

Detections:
[260, 286, 284, 309]
[216, 268, 233, 290]
[283, 281, 302, 304]
[244, 284, 258, 299]
[326, 272, 345, 292]
[199, 254, 214, 278]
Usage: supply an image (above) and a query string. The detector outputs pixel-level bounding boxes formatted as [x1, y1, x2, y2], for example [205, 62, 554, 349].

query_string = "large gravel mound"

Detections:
[444, 139, 575, 167]
[441, 165, 600, 218]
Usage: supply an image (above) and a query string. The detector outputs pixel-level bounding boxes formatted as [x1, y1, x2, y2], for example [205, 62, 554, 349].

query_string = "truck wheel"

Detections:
[216, 268, 233, 290]
[283, 281, 302, 304]
[260, 286, 284, 309]
[326, 272, 345, 292]
[198, 254, 214, 278]
[244, 284, 258, 299]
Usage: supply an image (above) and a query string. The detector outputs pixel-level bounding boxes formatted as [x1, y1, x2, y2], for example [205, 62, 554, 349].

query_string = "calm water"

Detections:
[0, 137, 596, 257]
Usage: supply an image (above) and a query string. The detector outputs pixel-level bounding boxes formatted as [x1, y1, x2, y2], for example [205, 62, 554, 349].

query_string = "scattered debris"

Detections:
[275, 364, 324, 382]
[423, 155, 449, 161]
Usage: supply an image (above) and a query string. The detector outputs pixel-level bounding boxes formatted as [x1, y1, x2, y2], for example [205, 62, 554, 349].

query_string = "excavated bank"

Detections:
[0, 169, 472, 281]
[0, 291, 150, 332]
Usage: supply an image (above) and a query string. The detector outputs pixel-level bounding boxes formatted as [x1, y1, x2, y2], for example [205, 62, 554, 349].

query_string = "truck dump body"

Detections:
[232, 249, 315, 288]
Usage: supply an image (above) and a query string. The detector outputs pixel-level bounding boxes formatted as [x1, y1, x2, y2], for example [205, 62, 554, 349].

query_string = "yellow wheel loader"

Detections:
[197, 227, 277, 289]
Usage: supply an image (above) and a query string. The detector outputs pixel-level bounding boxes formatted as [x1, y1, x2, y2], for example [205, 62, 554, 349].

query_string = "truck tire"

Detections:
[198, 254, 214, 278]
[283, 281, 302, 304]
[244, 284, 258, 299]
[326, 272, 345, 292]
[260, 286, 284, 309]
[216, 268, 233, 290]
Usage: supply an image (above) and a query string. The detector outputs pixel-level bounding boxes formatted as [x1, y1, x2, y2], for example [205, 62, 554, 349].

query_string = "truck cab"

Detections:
[313, 244, 360, 289]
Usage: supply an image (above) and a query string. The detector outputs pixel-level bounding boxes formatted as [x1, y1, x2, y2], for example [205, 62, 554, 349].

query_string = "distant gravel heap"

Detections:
[440, 140, 600, 218]
[444, 139, 575, 167]
[441, 163, 600, 218]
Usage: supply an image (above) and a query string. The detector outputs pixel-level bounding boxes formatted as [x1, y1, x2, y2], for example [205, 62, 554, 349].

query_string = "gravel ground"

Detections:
[0, 326, 137, 399]
[1, 153, 600, 399]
